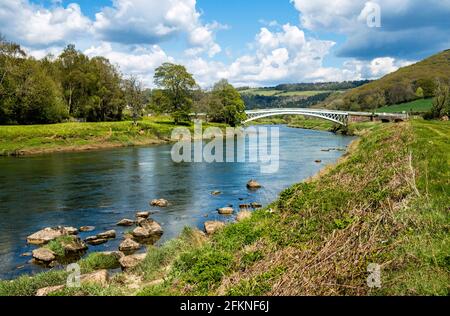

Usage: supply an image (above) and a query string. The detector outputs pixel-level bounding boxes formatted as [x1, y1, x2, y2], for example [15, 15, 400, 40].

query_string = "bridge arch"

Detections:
[244, 109, 348, 126]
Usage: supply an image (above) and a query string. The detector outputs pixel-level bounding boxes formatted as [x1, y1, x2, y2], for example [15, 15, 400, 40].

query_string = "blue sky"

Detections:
[2, 0, 450, 87]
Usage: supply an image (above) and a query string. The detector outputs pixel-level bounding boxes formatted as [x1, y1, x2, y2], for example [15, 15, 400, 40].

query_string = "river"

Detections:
[0, 125, 355, 280]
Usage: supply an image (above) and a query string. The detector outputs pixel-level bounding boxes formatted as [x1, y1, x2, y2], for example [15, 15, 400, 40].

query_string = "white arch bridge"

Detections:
[243, 108, 409, 126]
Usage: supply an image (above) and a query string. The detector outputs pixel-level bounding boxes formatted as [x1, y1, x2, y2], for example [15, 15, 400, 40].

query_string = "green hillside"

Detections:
[376, 99, 433, 114]
[323, 49, 450, 111]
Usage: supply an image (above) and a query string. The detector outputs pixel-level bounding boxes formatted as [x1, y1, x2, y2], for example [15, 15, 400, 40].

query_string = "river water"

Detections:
[0, 125, 355, 280]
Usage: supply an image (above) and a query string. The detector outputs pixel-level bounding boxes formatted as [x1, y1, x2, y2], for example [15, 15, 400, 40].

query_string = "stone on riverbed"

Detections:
[119, 253, 147, 270]
[251, 202, 263, 209]
[204, 221, 225, 235]
[85, 237, 108, 246]
[119, 238, 141, 253]
[96, 230, 116, 239]
[139, 219, 163, 236]
[32, 248, 56, 263]
[136, 211, 150, 219]
[27, 227, 77, 245]
[79, 226, 95, 232]
[211, 191, 221, 196]
[150, 199, 169, 207]
[117, 219, 135, 227]
[247, 180, 262, 190]
[61, 236, 88, 254]
[218, 207, 234, 215]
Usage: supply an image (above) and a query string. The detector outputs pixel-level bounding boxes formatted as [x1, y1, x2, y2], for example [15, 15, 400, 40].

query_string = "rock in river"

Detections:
[27, 227, 77, 245]
[250, 202, 263, 209]
[117, 219, 135, 227]
[132, 227, 152, 239]
[119, 238, 141, 253]
[85, 237, 108, 246]
[32, 248, 56, 263]
[150, 199, 169, 207]
[61, 236, 88, 254]
[140, 219, 164, 236]
[96, 230, 116, 239]
[136, 211, 150, 219]
[79, 226, 95, 232]
[247, 180, 262, 190]
[218, 207, 234, 215]
[204, 221, 225, 235]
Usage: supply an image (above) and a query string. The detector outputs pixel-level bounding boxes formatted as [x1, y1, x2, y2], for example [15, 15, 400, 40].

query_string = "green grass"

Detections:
[0, 116, 226, 156]
[1, 119, 448, 296]
[376, 98, 433, 114]
[0, 252, 122, 296]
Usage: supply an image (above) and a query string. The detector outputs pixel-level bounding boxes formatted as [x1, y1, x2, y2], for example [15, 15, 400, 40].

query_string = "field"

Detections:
[0, 116, 226, 156]
[2, 119, 447, 296]
[376, 98, 433, 113]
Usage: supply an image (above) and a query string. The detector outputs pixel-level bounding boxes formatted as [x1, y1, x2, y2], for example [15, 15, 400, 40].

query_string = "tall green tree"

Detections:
[123, 76, 145, 125]
[154, 63, 197, 124]
[430, 80, 450, 118]
[210, 79, 246, 126]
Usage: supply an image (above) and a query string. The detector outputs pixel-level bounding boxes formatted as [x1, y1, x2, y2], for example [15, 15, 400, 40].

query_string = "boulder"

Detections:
[204, 221, 225, 235]
[80, 270, 109, 287]
[64, 227, 79, 235]
[150, 199, 169, 207]
[237, 211, 252, 222]
[119, 238, 141, 253]
[96, 230, 116, 239]
[86, 238, 108, 246]
[79, 226, 95, 232]
[250, 202, 263, 209]
[132, 227, 152, 239]
[117, 219, 135, 227]
[36, 285, 65, 297]
[139, 219, 164, 236]
[61, 237, 88, 253]
[247, 180, 262, 190]
[32, 248, 56, 263]
[27, 227, 67, 245]
[119, 253, 147, 270]
[218, 207, 234, 215]
[239, 204, 251, 209]
[136, 212, 150, 219]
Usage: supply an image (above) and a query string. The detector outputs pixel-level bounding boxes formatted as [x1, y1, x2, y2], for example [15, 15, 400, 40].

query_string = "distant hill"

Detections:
[321, 49, 450, 111]
[239, 80, 368, 110]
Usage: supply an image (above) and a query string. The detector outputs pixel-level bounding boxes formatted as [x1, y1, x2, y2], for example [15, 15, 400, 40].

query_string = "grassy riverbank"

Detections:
[0, 119, 448, 296]
[0, 116, 227, 156]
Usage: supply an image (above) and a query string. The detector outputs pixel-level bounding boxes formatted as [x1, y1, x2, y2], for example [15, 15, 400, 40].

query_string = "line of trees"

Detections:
[0, 37, 246, 126]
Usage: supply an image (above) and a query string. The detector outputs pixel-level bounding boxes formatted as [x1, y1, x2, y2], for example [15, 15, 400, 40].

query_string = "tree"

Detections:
[415, 87, 424, 99]
[154, 63, 197, 124]
[210, 79, 246, 126]
[123, 76, 145, 125]
[148, 89, 170, 115]
[429, 80, 450, 119]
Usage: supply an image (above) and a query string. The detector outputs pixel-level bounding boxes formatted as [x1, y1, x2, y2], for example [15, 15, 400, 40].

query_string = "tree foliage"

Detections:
[154, 63, 197, 124]
[208, 79, 246, 126]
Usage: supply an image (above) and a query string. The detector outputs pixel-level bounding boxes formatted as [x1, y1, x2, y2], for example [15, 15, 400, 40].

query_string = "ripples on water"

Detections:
[0, 126, 355, 280]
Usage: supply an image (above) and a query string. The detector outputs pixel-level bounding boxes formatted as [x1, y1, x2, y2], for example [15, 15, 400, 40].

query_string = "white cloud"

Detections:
[0, 0, 91, 46]
[84, 43, 174, 87]
[93, 0, 222, 57]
